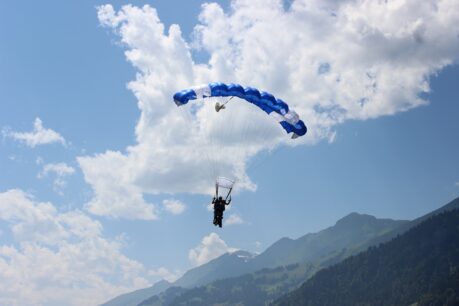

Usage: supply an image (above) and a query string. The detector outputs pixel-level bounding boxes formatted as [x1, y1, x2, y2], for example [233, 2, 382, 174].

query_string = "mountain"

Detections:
[100, 213, 407, 306]
[148, 263, 317, 306]
[174, 250, 256, 288]
[349, 197, 459, 257]
[135, 213, 407, 306]
[100, 251, 257, 306]
[251, 212, 407, 269]
[172, 212, 406, 291]
[133, 198, 459, 306]
[174, 213, 408, 288]
[138, 286, 189, 306]
[99, 280, 171, 306]
[273, 207, 459, 306]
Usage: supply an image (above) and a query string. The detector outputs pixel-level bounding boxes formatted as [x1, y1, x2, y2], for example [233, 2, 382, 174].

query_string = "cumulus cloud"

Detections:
[0, 189, 152, 306]
[39, 162, 75, 177]
[188, 232, 238, 266]
[224, 213, 244, 226]
[38, 162, 75, 194]
[3, 117, 66, 147]
[78, 151, 158, 220]
[81, 1, 459, 219]
[162, 199, 186, 215]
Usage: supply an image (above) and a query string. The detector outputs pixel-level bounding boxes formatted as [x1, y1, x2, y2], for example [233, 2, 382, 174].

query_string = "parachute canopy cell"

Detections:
[173, 83, 307, 138]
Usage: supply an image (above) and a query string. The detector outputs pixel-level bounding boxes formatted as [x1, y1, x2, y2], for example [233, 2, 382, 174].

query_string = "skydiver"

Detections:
[212, 196, 231, 227]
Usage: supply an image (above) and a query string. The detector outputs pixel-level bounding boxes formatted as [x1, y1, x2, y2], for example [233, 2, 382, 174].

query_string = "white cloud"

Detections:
[188, 232, 238, 266]
[78, 151, 158, 220]
[39, 162, 75, 177]
[224, 213, 244, 226]
[0, 189, 153, 306]
[162, 199, 186, 215]
[3, 118, 66, 147]
[148, 267, 181, 283]
[81, 1, 459, 219]
[38, 162, 76, 194]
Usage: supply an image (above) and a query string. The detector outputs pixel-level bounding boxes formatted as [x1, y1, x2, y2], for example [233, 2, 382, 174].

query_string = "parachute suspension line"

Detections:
[238, 102, 275, 176]
[204, 96, 217, 183]
[210, 96, 222, 180]
[247, 143, 289, 175]
[225, 187, 233, 201]
[173, 83, 308, 196]
[211, 97, 242, 197]
[205, 96, 228, 185]
[215, 176, 235, 201]
[249, 121, 278, 170]
[247, 107, 285, 172]
[237, 101, 256, 177]
[219, 98, 271, 186]
[205, 95, 236, 188]
[222, 96, 234, 107]
[215, 181, 234, 199]
[178, 100, 217, 189]
[215, 95, 229, 181]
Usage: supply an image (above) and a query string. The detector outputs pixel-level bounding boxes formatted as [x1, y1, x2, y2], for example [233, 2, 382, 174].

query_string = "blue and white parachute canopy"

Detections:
[173, 83, 307, 138]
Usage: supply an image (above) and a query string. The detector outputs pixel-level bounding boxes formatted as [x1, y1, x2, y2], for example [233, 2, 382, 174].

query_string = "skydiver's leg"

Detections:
[213, 210, 218, 225]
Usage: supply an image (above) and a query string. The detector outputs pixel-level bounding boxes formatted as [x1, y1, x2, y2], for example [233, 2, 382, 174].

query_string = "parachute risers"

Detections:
[215, 176, 235, 200]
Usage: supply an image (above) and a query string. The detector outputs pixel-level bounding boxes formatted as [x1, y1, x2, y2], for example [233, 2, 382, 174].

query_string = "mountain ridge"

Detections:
[273, 206, 459, 305]
[135, 212, 408, 306]
[137, 197, 459, 306]
[100, 280, 172, 306]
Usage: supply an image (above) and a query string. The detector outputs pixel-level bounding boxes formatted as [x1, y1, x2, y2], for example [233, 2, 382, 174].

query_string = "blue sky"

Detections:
[1, 0, 459, 305]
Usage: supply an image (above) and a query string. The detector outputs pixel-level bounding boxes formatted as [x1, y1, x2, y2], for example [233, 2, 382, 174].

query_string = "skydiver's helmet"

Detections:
[218, 196, 223, 201]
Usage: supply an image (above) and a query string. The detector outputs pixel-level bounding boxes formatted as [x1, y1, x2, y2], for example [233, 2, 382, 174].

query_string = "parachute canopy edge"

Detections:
[172, 83, 307, 138]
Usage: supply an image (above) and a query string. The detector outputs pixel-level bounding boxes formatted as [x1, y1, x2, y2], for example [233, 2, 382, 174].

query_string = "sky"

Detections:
[1, 0, 459, 305]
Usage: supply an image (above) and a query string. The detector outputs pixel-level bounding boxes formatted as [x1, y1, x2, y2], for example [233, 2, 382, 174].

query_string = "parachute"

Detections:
[215, 176, 235, 200]
[173, 83, 307, 139]
[172, 82, 307, 198]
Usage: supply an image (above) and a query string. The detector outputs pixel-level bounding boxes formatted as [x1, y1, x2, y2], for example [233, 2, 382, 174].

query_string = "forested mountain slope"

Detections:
[274, 208, 459, 306]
